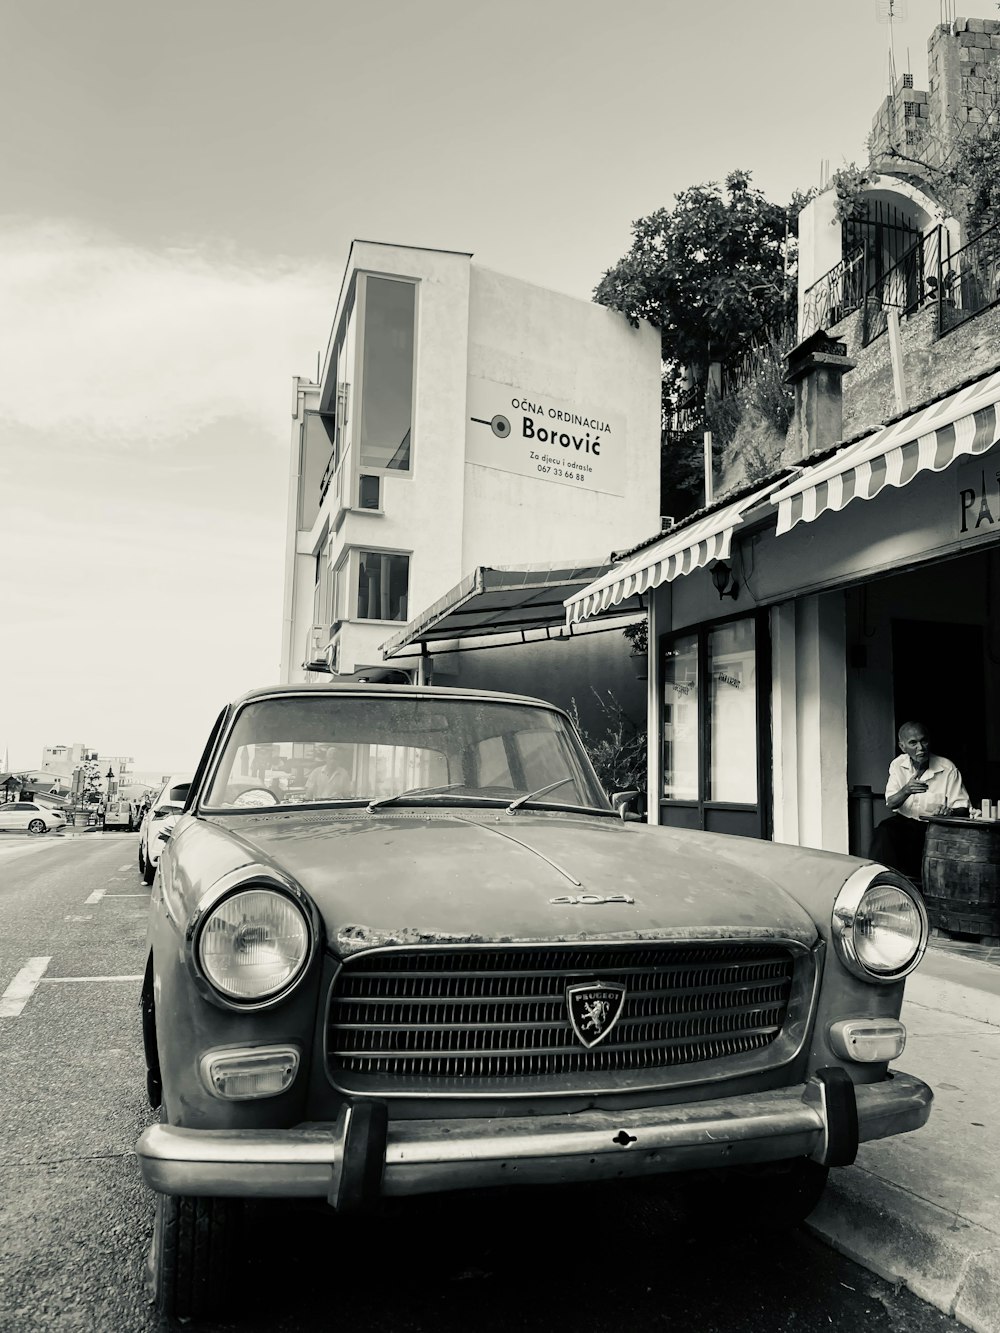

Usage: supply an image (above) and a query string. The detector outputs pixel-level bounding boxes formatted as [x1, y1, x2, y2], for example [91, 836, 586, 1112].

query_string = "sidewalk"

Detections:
[808, 941, 1000, 1333]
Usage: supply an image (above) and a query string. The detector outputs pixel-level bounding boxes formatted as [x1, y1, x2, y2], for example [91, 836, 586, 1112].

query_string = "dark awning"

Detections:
[380, 561, 645, 658]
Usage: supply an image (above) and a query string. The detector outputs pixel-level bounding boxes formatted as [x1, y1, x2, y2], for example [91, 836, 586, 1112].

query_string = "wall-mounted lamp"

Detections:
[711, 560, 739, 601]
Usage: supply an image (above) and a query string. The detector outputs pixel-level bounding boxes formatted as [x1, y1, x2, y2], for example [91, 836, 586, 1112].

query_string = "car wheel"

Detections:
[147, 1189, 243, 1322]
[143, 855, 156, 885]
[679, 1159, 829, 1234]
[27, 819, 45, 835]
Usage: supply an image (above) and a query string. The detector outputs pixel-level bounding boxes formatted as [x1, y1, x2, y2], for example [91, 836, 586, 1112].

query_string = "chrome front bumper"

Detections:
[136, 1071, 932, 1204]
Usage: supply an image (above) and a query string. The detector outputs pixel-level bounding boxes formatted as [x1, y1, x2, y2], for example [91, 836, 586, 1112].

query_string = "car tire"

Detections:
[678, 1159, 829, 1234]
[143, 854, 156, 885]
[147, 1189, 243, 1322]
[27, 819, 45, 835]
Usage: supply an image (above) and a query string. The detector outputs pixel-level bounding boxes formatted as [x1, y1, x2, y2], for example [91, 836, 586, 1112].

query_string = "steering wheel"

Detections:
[228, 787, 280, 809]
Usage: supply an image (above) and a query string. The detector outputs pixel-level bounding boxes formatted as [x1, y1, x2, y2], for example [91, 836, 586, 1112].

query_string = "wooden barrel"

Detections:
[922, 817, 1000, 941]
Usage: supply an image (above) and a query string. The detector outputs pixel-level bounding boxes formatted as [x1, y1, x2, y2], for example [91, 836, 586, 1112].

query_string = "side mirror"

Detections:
[610, 790, 642, 822]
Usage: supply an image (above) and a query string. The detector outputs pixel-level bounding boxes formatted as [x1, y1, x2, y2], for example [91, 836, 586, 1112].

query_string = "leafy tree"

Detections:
[79, 759, 103, 805]
[594, 172, 807, 516]
[593, 171, 803, 399]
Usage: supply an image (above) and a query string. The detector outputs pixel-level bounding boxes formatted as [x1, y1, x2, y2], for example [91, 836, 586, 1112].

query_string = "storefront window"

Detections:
[707, 619, 757, 804]
[359, 277, 415, 472]
[663, 633, 698, 800]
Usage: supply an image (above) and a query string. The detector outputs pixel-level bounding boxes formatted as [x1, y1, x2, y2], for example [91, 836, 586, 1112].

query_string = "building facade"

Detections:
[280, 241, 661, 731]
[570, 14, 1000, 853]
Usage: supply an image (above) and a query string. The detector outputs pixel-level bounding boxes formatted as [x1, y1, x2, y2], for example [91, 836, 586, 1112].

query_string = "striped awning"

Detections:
[773, 367, 1000, 535]
[565, 484, 780, 624]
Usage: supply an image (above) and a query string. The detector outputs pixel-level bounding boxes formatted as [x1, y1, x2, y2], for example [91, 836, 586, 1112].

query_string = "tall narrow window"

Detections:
[662, 634, 698, 800]
[707, 619, 757, 803]
[359, 278, 415, 472]
[356, 550, 409, 621]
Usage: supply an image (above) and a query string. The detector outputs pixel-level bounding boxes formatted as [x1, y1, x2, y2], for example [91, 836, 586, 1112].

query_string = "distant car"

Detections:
[138, 776, 192, 884]
[136, 684, 933, 1325]
[0, 801, 66, 834]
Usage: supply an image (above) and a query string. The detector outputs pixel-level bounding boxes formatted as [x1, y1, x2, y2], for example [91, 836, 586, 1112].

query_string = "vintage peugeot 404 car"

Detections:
[137, 684, 932, 1322]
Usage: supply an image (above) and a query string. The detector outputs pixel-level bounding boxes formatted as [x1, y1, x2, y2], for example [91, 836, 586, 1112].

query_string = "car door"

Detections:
[1, 804, 32, 831]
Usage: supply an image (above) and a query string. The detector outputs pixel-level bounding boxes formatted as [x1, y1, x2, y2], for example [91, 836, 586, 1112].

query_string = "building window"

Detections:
[356, 550, 409, 622]
[359, 277, 415, 473]
[659, 613, 768, 838]
[706, 618, 757, 804]
[358, 474, 381, 510]
[663, 634, 699, 801]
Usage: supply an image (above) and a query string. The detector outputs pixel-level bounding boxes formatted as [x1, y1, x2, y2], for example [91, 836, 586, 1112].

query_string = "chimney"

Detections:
[783, 329, 855, 460]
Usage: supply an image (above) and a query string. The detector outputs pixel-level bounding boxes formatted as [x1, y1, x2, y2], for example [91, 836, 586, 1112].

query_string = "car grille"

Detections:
[327, 942, 797, 1093]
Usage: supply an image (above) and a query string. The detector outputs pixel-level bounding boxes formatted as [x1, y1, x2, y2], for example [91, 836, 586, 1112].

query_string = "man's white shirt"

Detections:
[885, 753, 971, 819]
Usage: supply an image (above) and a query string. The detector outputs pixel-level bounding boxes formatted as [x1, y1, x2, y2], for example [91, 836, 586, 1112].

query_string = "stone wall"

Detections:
[830, 299, 1000, 446]
[717, 297, 1000, 490]
[927, 17, 1000, 157]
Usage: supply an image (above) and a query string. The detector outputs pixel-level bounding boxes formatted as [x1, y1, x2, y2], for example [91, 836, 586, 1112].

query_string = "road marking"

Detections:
[105, 893, 148, 898]
[0, 957, 52, 1017]
[84, 887, 106, 905]
[117, 862, 132, 871]
[40, 975, 143, 983]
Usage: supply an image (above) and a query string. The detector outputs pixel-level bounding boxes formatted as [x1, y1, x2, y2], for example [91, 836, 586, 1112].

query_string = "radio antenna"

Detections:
[875, 0, 907, 94]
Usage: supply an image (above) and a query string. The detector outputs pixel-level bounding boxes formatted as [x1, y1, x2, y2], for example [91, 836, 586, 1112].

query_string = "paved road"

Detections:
[0, 833, 965, 1332]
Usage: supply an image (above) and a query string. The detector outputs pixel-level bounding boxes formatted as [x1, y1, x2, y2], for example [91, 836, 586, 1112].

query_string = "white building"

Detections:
[280, 240, 661, 724]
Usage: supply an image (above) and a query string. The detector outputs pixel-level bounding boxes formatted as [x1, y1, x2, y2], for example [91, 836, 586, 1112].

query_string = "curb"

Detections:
[807, 1166, 1000, 1332]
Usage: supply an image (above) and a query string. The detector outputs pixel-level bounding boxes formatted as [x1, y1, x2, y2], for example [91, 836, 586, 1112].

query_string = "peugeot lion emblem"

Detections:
[566, 981, 627, 1049]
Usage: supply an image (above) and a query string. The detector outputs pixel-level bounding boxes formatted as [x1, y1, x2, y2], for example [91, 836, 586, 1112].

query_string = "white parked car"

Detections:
[0, 801, 66, 834]
[138, 776, 192, 884]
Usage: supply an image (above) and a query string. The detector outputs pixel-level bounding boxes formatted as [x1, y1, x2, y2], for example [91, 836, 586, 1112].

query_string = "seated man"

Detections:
[304, 746, 353, 800]
[869, 720, 971, 881]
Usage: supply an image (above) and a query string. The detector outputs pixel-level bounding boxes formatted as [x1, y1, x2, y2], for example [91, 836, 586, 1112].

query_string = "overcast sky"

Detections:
[0, 0, 951, 774]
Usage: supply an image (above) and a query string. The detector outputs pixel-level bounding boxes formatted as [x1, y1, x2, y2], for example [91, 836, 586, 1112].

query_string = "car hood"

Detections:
[183, 809, 827, 956]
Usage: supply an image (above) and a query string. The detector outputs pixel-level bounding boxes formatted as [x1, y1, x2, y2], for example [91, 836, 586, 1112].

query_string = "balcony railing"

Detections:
[800, 245, 867, 342]
[939, 220, 1000, 336]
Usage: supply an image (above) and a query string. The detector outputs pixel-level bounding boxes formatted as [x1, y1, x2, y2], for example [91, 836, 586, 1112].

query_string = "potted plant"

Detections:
[623, 619, 648, 679]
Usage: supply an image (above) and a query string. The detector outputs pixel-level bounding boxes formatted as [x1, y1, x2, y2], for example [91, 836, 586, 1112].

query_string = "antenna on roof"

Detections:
[875, 0, 906, 94]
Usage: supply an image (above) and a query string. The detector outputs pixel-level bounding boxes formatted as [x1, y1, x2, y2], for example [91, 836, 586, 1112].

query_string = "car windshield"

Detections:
[201, 694, 610, 814]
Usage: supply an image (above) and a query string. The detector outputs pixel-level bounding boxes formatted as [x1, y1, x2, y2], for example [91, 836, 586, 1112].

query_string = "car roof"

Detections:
[228, 683, 562, 711]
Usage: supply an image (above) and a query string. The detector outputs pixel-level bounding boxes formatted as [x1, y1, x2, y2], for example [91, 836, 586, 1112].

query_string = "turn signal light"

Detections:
[200, 1046, 300, 1100]
[829, 1019, 906, 1063]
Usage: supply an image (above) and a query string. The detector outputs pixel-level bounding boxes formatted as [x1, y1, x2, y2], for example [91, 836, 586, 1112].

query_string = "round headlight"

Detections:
[197, 888, 310, 1001]
[854, 883, 923, 974]
[833, 869, 928, 982]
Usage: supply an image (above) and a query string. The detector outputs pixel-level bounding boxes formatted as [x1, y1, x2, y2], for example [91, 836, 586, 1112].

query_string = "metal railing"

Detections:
[939, 220, 1000, 336]
[723, 318, 798, 397]
[801, 226, 957, 348]
[800, 245, 867, 341]
[859, 228, 936, 345]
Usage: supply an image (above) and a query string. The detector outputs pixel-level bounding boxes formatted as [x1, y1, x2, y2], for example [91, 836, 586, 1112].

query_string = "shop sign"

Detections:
[957, 454, 1000, 538]
[466, 377, 625, 497]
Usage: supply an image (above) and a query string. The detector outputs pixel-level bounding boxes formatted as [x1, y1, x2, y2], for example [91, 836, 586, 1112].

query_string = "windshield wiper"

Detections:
[367, 782, 467, 812]
[506, 777, 576, 814]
